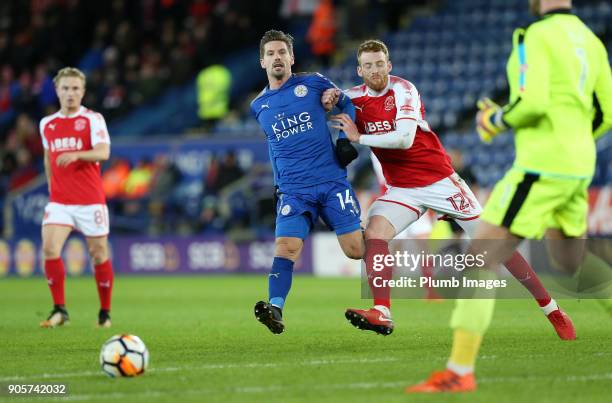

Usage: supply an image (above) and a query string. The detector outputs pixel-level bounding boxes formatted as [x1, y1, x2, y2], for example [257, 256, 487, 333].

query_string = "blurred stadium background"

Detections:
[0, 0, 610, 278]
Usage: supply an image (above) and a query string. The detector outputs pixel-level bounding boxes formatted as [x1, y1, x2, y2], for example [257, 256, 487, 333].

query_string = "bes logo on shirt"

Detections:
[271, 111, 314, 141]
[50, 137, 84, 152]
[365, 120, 394, 134]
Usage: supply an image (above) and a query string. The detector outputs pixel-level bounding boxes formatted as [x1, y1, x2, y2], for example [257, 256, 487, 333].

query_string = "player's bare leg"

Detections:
[254, 237, 303, 334]
[87, 236, 113, 328]
[40, 224, 72, 328]
[337, 229, 365, 260]
[345, 215, 396, 335]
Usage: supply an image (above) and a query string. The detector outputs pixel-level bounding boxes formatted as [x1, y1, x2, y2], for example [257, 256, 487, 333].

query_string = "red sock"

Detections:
[94, 260, 114, 311]
[504, 251, 551, 307]
[44, 258, 65, 306]
[365, 239, 392, 309]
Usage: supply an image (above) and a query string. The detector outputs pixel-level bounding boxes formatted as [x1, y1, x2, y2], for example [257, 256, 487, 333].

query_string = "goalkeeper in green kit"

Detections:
[407, 0, 612, 393]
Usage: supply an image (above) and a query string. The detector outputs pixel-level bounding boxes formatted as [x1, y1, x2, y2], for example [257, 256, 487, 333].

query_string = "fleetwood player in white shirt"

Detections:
[328, 40, 574, 349]
[39, 67, 114, 328]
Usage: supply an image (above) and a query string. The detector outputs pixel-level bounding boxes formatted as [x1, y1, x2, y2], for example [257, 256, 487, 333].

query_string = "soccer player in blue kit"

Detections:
[251, 30, 364, 334]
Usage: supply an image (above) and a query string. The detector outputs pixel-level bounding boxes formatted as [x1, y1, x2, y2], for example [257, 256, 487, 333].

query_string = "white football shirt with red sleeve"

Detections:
[346, 75, 453, 188]
[39, 106, 110, 205]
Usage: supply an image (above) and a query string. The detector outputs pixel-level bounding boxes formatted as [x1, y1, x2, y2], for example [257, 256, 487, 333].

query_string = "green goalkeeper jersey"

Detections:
[501, 10, 612, 178]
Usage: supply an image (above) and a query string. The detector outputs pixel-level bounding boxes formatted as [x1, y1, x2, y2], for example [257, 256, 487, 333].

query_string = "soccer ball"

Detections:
[99, 334, 149, 377]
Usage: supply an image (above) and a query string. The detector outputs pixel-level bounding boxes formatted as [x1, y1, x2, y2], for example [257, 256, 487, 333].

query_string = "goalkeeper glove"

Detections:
[476, 97, 508, 143]
[335, 138, 358, 167]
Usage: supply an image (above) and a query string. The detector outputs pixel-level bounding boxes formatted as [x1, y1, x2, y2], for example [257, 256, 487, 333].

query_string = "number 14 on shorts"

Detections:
[336, 189, 359, 215]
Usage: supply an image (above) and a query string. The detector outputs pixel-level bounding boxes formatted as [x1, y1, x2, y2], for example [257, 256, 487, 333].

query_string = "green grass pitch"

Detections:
[0, 276, 610, 403]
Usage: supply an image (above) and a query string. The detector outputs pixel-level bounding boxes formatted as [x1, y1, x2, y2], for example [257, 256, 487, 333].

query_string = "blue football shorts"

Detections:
[275, 178, 362, 239]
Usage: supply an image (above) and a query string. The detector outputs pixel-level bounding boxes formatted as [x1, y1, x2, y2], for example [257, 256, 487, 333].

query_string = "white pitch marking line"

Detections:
[0, 356, 400, 382]
[51, 373, 612, 401]
[3, 352, 610, 382]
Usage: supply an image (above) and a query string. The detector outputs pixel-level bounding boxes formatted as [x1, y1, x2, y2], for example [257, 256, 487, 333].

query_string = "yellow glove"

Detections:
[476, 98, 508, 143]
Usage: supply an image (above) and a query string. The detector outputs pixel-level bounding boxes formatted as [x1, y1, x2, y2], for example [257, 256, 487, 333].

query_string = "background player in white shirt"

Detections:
[39, 67, 114, 328]
[329, 40, 574, 341]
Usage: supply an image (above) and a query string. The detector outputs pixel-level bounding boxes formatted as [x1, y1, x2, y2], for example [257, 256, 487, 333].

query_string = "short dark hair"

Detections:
[357, 39, 390, 64]
[259, 30, 294, 58]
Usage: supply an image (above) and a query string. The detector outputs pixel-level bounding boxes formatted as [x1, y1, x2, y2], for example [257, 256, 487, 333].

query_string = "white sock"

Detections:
[447, 361, 473, 376]
[541, 299, 559, 316]
[373, 305, 391, 318]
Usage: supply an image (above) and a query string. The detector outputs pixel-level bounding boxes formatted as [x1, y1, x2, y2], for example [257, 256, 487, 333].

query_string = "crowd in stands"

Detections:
[100, 150, 256, 235]
[0, 0, 414, 198]
[0, 0, 286, 198]
[1, 0, 608, 237]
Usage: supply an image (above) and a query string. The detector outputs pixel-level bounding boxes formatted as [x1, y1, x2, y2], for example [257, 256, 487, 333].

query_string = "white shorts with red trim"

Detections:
[395, 212, 433, 238]
[368, 173, 482, 237]
[42, 202, 110, 237]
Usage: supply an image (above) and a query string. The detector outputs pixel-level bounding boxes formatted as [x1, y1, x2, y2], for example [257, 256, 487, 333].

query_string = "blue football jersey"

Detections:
[251, 73, 354, 192]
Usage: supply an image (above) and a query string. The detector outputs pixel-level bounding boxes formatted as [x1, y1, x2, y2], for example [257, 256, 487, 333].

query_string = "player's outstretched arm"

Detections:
[331, 114, 417, 149]
[56, 143, 110, 167]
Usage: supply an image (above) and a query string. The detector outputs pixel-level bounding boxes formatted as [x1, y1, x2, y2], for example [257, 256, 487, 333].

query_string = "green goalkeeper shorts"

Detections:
[481, 168, 590, 239]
